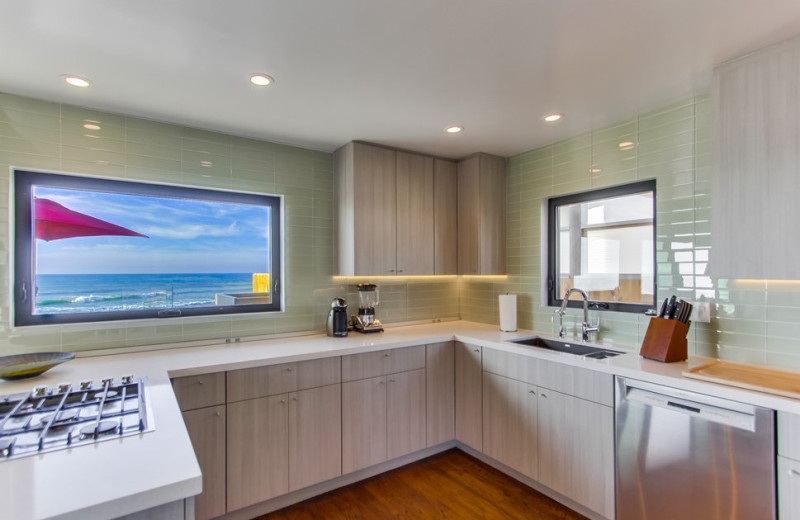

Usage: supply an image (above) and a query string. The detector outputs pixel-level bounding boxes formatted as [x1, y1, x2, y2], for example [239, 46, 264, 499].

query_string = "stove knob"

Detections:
[120, 375, 134, 385]
[56, 383, 72, 394]
[32, 385, 49, 397]
[101, 378, 114, 387]
[80, 380, 93, 391]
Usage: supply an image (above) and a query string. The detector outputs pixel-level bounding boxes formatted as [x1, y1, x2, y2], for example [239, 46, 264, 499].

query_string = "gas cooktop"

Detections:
[0, 376, 154, 461]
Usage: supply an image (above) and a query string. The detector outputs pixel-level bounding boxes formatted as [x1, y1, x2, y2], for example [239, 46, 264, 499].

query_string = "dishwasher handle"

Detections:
[622, 380, 758, 432]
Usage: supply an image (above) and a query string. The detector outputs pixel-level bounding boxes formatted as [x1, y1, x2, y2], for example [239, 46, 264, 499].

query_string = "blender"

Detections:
[352, 283, 383, 333]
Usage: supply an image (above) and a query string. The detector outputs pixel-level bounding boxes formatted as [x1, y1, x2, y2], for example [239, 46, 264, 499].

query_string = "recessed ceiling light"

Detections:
[589, 166, 603, 174]
[200, 160, 213, 168]
[249, 73, 274, 87]
[543, 113, 563, 123]
[64, 75, 91, 88]
[618, 141, 635, 150]
[82, 123, 101, 131]
[445, 125, 463, 134]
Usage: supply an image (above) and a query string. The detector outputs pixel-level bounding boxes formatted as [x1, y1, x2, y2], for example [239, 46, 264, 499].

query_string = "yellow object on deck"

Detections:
[252, 273, 271, 294]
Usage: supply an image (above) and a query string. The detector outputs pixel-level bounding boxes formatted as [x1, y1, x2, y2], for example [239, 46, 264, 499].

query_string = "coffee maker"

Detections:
[352, 283, 383, 333]
[326, 297, 349, 337]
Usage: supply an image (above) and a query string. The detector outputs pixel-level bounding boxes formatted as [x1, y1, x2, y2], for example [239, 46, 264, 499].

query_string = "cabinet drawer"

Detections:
[482, 348, 537, 384]
[536, 359, 613, 406]
[779, 412, 800, 460]
[342, 345, 426, 381]
[172, 372, 226, 411]
[227, 357, 341, 403]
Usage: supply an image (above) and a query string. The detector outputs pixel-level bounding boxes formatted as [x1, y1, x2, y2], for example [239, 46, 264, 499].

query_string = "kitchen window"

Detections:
[13, 169, 283, 326]
[547, 180, 656, 314]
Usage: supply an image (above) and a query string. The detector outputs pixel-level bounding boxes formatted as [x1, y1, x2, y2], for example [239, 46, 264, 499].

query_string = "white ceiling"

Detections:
[2, 1, 800, 159]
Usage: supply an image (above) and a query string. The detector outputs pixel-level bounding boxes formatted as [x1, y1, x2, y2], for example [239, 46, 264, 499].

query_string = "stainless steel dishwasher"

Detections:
[615, 377, 776, 520]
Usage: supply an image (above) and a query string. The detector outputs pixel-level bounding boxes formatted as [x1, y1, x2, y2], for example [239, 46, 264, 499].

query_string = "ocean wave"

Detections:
[38, 292, 167, 306]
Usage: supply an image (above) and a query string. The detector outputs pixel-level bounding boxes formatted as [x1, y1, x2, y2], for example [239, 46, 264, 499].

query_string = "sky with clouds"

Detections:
[33, 186, 272, 275]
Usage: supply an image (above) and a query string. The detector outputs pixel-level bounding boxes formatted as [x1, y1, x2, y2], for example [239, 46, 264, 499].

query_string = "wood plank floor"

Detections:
[257, 449, 588, 520]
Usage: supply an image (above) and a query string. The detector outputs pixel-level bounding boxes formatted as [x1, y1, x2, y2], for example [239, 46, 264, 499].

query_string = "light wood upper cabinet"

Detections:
[455, 342, 483, 450]
[396, 151, 434, 275]
[434, 159, 458, 275]
[335, 142, 397, 275]
[182, 405, 226, 520]
[712, 35, 800, 279]
[457, 153, 506, 275]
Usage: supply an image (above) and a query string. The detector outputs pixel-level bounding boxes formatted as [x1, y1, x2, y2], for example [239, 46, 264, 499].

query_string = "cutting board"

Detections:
[683, 360, 800, 399]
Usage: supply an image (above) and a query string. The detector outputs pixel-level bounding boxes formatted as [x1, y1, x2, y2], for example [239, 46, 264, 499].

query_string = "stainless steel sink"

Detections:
[509, 336, 624, 359]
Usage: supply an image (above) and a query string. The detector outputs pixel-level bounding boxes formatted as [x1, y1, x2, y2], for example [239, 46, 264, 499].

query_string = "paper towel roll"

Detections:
[499, 294, 517, 332]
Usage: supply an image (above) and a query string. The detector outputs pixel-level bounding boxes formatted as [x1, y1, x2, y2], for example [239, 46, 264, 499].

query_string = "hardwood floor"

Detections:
[257, 449, 588, 520]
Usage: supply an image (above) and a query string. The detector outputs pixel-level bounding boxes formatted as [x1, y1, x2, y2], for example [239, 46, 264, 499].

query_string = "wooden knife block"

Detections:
[640, 317, 689, 362]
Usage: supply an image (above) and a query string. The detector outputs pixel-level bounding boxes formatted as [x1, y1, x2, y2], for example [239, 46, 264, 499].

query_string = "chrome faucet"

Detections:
[555, 288, 600, 341]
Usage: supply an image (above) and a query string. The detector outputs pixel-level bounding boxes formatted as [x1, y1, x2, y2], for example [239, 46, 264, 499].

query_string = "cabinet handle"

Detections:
[285, 368, 293, 372]
[214, 411, 220, 417]
[388, 269, 395, 273]
[389, 379, 396, 383]
[541, 393, 547, 398]
[292, 397, 297, 402]
[197, 380, 204, 385]
[384, 353, 391, 357]
[397, 270, 404, 273]
[473, 349, 480, 353]
[280, 399, 286, 404]
[529, 390, 536, 396]
[790, 469, 800, 477]
[379, 380, 385, 385]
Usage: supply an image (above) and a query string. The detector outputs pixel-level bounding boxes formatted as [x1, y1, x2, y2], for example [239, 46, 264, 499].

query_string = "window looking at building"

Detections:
[14, 169, 282, 326]
[548, 180, 655, 313]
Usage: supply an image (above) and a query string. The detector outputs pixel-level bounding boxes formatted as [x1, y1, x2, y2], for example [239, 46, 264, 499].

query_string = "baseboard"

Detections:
[455, 442, 610, 520]
[220, 441, 457, 520]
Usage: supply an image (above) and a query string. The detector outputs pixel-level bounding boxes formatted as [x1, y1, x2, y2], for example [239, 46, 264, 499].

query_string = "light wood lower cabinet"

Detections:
[482, 372, 537, 479]
[342, 369, 426, 473]
[455, 342, 482, 450]
[537, 388, 614, 519]
[426, 341, 455, 446]
[227, 394, 289, 511]
[181, 405, 226, 520]
[227, 383, 343, 512]
[779, 456, 800, 520]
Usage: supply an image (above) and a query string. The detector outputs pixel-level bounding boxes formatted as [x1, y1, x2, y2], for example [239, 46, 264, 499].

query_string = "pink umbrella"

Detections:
[34, 198, 149, 241]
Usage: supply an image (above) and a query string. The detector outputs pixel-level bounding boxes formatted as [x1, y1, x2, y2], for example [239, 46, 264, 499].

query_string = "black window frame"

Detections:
[13, 169, 283, 327]
[547, 179, 656, 314]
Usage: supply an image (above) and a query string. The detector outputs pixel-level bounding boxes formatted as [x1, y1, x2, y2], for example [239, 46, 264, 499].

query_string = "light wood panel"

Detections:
[172, 372, 225, 411]
[341, 376, 387, 473]
[384, 345, 426, 375]
[182, 405, 226, 520]
[353, 143, 397, 275]
[712, 36, 800, 279]
[482, 348, 538, 385]
[457, 155, 480, 275]
[426, 342, 455, 446]
[684, 359, 800, 401]
[396, 151, 434, 275]
[455, 342, 482, 450]
[288, 384, 342, 492]
[227, 357, 341, 402]
[386, 368, 427, 460]
[780, 412, 800, 460]
[536, 358, 613, 406]
[537, 389, 614, 519]
[342, 345, 425, 382]
[227, 395, 289, 511]
[433, 159, 458, 275]
[481, 373, 537, 479]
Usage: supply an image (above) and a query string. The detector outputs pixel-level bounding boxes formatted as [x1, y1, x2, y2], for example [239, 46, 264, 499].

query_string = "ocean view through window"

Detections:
[14, 169, 282, 326]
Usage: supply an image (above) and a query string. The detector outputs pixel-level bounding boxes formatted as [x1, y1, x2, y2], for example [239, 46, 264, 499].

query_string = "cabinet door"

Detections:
[182, 405, 226, 520]
[426, 342, 455, 446]
[538, 389, 614, 519]
[478, 154, 506, 274]
[457, 155, 480, 275]
[387, 368, 426, 459]
[433, 159, 458, 275]
[342, 376, 387, 473]
[353, 142, 397, 275]
[396, 151, 434, 275]
[227, 395, 289, 511]
[455, 342, 482, 450]
[384, 344, 426, 375]
[779, 456, 800, 520]
[482, 373, 537, 479]
[173, 372, 225, 411]
[288, 384, 342, 491]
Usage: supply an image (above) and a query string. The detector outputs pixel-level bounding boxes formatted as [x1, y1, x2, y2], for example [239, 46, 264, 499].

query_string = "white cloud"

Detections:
[142, 221, 239, 239]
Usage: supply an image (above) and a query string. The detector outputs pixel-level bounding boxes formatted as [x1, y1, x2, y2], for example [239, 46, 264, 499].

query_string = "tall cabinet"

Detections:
[457, 153, 506, 275]
[334, 141, 458, 276]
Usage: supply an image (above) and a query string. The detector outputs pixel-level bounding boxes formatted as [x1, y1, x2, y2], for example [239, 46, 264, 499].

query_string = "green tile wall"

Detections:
[464, 95, 800, 370]
[0, 92, 458, 355]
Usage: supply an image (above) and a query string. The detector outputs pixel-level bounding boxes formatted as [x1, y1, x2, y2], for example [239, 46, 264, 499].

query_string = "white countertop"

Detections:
[2, 320, 799, 520]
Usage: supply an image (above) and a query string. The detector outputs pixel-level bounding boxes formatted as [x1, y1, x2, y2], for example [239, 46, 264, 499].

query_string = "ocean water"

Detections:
[34, 273, 254, 314]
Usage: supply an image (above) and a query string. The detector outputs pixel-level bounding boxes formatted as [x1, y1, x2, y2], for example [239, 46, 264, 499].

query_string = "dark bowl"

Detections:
[0, 352, 76, 380]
